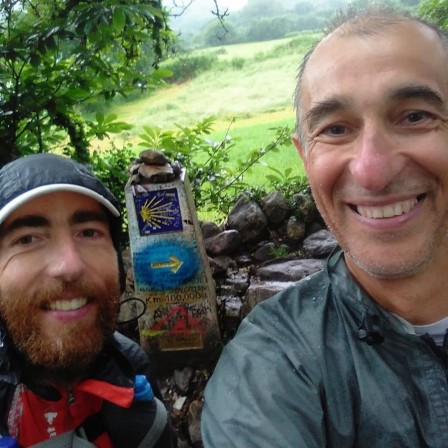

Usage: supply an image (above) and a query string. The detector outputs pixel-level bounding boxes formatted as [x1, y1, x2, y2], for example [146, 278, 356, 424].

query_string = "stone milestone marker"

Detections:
[125, 150, 221, 366]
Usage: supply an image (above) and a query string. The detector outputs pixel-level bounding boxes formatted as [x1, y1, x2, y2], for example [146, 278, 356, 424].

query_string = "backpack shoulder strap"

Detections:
[136, 397, 168, 448]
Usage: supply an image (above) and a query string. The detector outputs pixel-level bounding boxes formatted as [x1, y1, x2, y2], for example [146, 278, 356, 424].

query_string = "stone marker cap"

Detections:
[0, 153, 120, 225]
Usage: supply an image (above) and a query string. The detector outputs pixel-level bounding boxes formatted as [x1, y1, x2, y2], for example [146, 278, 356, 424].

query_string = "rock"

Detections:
[227, 194, 268, 243]
[209, 255, 238, 276]
[286, 216, 306, 241]
[218, 295, 243, 319]
[138, 163, 175, 183]
[129, 163, 141, 175]
[139, 149, 170, 165]
[171, 162, 182, 177]
[173, 396, 187, 412]
[225, 271, 250, 295]
[242, 280, 295, 316]
[217, 294, 243, 340]
[307, 220, 325, 236]
[235, 254, 253, 267]
[174, 367, 194, 394]
[204, 230, 241, 256]
[187, 400, 203, 445]
[201, 221, 221, 239]
[253, 242, 276, 262]
[256, 258, 325, 281]
[261, 190, 290, 227]
[128, 173, 141, 184]
[303, 229, 338, 258]
[292, 193, 319, 223]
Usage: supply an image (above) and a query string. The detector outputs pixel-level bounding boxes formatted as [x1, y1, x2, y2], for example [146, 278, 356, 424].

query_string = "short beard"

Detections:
[0, 278, 120, 385]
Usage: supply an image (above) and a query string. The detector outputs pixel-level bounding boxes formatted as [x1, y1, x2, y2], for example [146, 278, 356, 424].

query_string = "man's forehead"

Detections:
[309, 19, 439, 67]
[302, 20, 445, 96]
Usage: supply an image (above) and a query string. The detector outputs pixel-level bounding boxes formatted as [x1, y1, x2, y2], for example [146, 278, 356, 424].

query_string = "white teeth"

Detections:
[357, 198, 418, 219]
[49, 298, 87, 311]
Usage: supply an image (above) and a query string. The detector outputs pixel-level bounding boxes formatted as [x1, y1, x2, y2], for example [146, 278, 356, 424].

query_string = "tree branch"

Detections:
[211, 0, 229, 37]
[168, 0, 194, 18]
[167, 0, 229, 37]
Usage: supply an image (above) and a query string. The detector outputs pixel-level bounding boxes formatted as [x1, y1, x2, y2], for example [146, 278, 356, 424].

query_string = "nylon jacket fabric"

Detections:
[202, 249, 448, 448]
[0, 331, 177, 448]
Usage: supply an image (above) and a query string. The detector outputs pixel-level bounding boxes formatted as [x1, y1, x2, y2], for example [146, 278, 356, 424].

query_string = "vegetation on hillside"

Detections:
[160, 32, 319, 84]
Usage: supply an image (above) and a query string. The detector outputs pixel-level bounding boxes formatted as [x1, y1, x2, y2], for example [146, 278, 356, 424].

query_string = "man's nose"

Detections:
[348, 123, 406, 192]
[46, 236, 85, 282]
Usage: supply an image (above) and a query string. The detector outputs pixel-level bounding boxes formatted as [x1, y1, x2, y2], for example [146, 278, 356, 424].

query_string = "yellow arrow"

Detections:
[151, 255, 183, 274]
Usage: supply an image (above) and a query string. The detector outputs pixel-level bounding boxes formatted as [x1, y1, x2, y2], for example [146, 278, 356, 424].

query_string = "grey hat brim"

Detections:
[0, 183, 120, 225]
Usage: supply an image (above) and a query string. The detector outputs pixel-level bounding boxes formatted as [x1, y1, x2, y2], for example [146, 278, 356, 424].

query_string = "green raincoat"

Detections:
[202, 250, 448, 447]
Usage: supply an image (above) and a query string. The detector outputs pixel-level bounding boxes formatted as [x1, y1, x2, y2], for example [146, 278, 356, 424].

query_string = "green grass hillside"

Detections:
[107, 33, 320, 195]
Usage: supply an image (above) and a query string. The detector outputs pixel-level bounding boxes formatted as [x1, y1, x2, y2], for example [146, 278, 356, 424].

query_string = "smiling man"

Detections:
[202, 6, 448, 448]
[0, 154, 177, 447]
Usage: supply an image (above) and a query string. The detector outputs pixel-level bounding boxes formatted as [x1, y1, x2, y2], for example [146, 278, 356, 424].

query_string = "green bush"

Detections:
[230, 57, 246, 70]
[88, 128, 135, 241]
[160, 53, 218, 83]
[136, 117, 301, 220]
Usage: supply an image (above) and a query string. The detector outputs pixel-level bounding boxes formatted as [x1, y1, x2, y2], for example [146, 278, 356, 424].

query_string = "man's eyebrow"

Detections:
[304, 97, 348, 133]
[1, 215, 50, 237]
[70, 209, 109, 226]
[1, 210, 109, 236]
[389, 85, 444, 106]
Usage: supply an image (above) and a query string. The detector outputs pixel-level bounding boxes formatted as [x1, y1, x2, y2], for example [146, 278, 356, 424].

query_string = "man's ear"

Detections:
[291, 133, 307, 169]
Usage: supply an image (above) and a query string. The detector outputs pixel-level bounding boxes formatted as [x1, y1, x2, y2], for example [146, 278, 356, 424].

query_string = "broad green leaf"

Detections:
[112, 8, 126, 32]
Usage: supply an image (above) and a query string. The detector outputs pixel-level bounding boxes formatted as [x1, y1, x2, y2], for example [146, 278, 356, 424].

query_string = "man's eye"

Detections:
[322, 125, 347, 136]
[81, 229, 99, 238]
[16, 235, 35, 245]
[404, 111, 433, 124]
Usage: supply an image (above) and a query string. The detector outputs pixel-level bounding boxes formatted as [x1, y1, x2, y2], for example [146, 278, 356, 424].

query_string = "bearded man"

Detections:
[0, 154, 177, 447]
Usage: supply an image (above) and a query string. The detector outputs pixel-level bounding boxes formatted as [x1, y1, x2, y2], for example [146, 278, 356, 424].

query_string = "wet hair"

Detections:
[293, 4, 448, 148]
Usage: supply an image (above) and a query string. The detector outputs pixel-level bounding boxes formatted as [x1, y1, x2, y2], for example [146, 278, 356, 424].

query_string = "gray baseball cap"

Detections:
[0, 153, 120, 225]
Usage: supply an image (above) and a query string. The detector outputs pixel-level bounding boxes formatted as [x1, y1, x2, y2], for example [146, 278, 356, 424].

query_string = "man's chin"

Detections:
[21, 323, 108, 371]
[14, 325, 115, 388]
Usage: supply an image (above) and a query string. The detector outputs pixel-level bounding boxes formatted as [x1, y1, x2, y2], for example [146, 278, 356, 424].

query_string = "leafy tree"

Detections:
[0, 0, 172, 166]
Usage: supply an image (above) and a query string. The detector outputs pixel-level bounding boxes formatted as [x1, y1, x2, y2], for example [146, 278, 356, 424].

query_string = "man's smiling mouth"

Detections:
[355, 196, 423, 219]
[47, 298, 88, 311]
